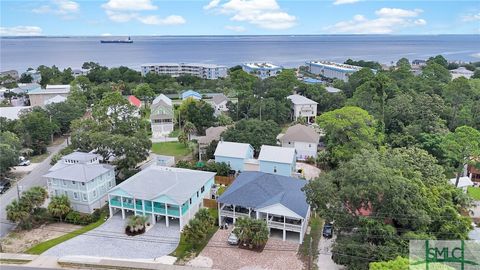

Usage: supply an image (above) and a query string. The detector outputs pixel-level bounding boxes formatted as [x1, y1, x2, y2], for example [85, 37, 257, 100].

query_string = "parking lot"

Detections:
[196, 228, 303, 270]
[44, 215, 180, 259]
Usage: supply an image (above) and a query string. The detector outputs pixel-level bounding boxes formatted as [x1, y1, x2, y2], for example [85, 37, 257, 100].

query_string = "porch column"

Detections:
[232, 204, 236, 224]
[121, 209, 125, 219]
[283, 216, 286, 241]
[133, 198, 136, 216]
[218, 202, 222, 226]
[108, 194, 113, 217]
[142, 199, 146, 215]
[267, 212, 270, 236]
[151, 213, 156, 225]
[165, 202, 169, 227]
[179, 204, 183, 229]
[248, 208, 251, 218]
[299, 219, 303, 244]
[256, 211, 259, 219]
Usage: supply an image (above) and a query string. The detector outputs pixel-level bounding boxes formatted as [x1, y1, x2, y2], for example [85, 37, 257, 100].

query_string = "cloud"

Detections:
[208, 0, 296, 30]
[225, 25, 246, 32]
[101, 0, 157, 11]
[0, 26, 43, 36]
[137, 15, 186, 25]
[32, 0, 79, 18]
[325, 7, 426, 34]
[204, 0, 221, 10]
[101, 33, 112, 36]
[462, 12, 480, 22]
[333, 0, 360, 5]
[101, 0, 185, 26]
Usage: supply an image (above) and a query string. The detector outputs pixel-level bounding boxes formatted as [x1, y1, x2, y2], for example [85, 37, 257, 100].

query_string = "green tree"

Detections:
[183, 121, 196, 141]
[48, 195, 71, 222]
[442, 77, 478, 129]
[422, 62, 451, 84]
[472, 69, 480, 79]
[427, 55, 449, 68]
[19, 73, 33, 83]
[178, 132, 188, 146]
[441, 125, 480, 187]
[133, 83, 155, 104]
[233, 217, 269, 248]
[345, 68, 375, 97]
[178, 98, 215, 134]
[222, 119, 280, 153]
[369, 256, 409, 270]
[0, 131, 22, 175]
[316, 106, 381, 163]
[6, 199, 31, 228]
[46, 98, 86, 134]
[17, 108, 58, 154]
[22, 186, 48, 209]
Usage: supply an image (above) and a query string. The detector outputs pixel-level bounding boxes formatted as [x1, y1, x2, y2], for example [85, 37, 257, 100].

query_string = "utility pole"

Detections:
[16, 183, 23, 200]
[308, 236, 313, 270]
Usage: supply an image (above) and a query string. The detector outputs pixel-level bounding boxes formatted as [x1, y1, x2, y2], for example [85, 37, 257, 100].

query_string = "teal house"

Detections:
[214, 141, 255, 172]
[258, 145, 296, 177]
[108, 165, 216, 230]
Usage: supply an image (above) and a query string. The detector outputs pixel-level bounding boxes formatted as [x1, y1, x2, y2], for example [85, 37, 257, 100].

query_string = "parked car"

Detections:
[18, 156, 31, 166]
[0, 179, 11, 194]
[227, 232, 239, 245]
[322, 223, 333, 238]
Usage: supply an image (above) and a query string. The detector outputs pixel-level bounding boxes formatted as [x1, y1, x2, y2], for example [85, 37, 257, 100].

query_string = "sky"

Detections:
[0, 0, 479, 36]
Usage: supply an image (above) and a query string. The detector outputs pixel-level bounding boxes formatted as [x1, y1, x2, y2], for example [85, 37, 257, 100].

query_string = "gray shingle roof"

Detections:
[43, 163, 114, 182]
[287, 94, 317, 105]
[218, 172, 309, 218]
[280, 124, 320, 144]
[110, 166, 216, 204]
[212, 94, 228, 105]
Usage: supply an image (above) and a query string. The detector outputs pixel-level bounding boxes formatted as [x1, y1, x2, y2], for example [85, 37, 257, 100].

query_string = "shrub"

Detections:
[65, 211, 82, 224]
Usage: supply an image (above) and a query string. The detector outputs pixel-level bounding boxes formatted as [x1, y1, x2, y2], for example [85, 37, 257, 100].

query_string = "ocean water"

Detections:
[1, 35, 479, 72]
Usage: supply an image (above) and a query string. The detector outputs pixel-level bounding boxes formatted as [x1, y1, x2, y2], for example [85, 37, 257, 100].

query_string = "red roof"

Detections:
[128, 95, 141, 108]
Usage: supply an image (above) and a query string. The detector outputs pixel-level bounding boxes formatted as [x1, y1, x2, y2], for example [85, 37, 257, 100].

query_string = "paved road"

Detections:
[0, 266, 59, 270]
[0, 140, 67, 237]
[317, 235, 344, 270]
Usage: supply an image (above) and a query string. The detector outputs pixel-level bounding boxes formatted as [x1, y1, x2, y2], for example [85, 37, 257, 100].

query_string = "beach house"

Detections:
[214, 141, 254, 172]
[278, 124, 319, 161]
[44, 152, 115, 214]
[287, 94, 318, 123]
[108, 165, 216, 230]
[258, 145, 296, 177]
[150, 94, 174, 138]
[28, 84, 71, 107]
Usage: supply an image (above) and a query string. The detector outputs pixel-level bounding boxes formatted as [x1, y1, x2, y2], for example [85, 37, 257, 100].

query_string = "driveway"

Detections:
[43, 215, 180, 259]
[0, 139, 67, 237]
[297, 162, 321, 180]
[317, 236, 344, 270]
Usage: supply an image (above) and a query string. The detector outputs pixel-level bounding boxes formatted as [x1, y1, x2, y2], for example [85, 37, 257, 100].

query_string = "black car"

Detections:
[0, 179, 11, 194]
[322, 223, 333, 238]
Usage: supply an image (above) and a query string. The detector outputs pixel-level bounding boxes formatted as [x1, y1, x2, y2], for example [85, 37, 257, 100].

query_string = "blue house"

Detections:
[181, 90, 202, 100]
[108, 165, 216, 230]
[258, 145, 296, 177]
[214, 141, 254, 172]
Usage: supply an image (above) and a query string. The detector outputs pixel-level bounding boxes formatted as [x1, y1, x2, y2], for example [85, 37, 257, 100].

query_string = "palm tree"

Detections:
[183, 121, 196, 141]
[23, 186, 48, 208]
[178, 132, 188, 146]
[195, 208, 214, 227]
[48, 195, 71, 222]
[233, 217, 269, 248]
[6, 199, 30, 223]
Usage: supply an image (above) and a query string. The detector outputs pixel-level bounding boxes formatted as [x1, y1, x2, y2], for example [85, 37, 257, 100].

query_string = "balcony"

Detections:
[110, 199, 121, 207]
[266, 218, 302, 232]
[220, 209, 251, 218]
[167, 208, 180, 217]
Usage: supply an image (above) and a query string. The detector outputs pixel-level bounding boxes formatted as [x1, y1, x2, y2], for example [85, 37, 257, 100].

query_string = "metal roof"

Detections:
[109, 165, 216, 204]
[287, 94, 318, 105]
[44, 163, 114, 182]
[214, 141, 253, 159]
[258, 145, 295, 164]
[218, 171, 309, 218]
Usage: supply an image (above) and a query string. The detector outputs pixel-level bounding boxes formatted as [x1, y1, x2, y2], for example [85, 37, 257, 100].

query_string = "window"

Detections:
[201, 186, 205, 193]
[108, 181, 112, 188]
[274, 166, 277, 173]
[93, 190, 97, 198]
[54, 190, 59, 196]
[72, 181, 76, 185]
[63, 180, 67, 186]
[197, 191, 199, 198]
[309, 144, 311, 148]
[189, 198, 192, 204]
[81, 182, 85, 186]
[82, 193, 87, 201]
[73, 192, 79, 200]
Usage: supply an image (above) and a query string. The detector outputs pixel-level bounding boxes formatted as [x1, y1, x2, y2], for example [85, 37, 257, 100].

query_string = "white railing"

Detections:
[267, 220, 302, 232]
[220, 209, 250, 218]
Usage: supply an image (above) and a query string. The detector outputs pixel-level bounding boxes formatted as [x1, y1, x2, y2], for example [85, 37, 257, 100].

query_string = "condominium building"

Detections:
[306, 61, 363, 82]
[140, 63, 228, 80]
[241, 62, 283, 79]
[44, 152, 115, 214]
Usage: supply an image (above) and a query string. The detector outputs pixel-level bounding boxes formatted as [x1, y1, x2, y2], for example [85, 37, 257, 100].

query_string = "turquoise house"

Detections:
[181, 90, 202, 100]
[108, 165, 216, 230]
[258, 145, 296, 177]
[214, 141, 254, 172]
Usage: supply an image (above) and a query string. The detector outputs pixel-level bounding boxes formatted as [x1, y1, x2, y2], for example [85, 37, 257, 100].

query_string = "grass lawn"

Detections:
[468, 187, 480, 200]
[25, 215, 106, 255]
[151, 141, 192, 159]
[298, 216, 323, 269]
[30, 152, 50, 163]
[171, 208, 218, 260]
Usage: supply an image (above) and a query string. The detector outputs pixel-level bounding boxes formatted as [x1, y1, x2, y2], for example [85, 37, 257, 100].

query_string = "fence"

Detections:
[215, 175, 235, 186]
[203, 198, 218, 209]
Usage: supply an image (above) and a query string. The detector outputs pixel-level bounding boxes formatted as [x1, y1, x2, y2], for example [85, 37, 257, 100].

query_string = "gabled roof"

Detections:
[218, 171, 309, 218]
[449, 177, 474, 188]
[44, 163, 114, 182]
[109, 166, 216, 204]
[128, 95, 141, 108]
[258, 145, 295, 164]
[212, 94, 228, 105]
[198, 126, 228, 145]
[214, 141, 253, 159]
[287, 94, 317, 105]
[182, 90, 202, 100]
[280, 124, 319, 144]
[44, 95, 67, 105]
[152, 94, 172, 107]
[29, 84, 70, 95]
[325, 86, 342, 93]
[0, 106, 31, 120]
[62, 152, 100, 163]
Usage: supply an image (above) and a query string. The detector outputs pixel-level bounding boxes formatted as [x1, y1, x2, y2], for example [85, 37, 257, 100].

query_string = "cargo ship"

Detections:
[100, 36, 133, 44]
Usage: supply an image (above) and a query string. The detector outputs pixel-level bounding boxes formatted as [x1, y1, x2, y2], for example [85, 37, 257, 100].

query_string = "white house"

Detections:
[450, 176, 474, 193]
[141, 63, 228, 80]
[287, 94, 318, 123]
[241, 62, 283, 79]
[151, 94, 174, 138]
[279, 124, 319, 161]
[211, 94, 228, 115]
[44, 152, 115, 214]
[450, 67, 474, 79]
[306, 61, 363, 82]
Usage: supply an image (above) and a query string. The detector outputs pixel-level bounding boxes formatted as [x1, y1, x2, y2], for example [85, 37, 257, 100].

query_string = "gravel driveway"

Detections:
[44, 215, 180, 259]
[317, 236, 344, 270]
